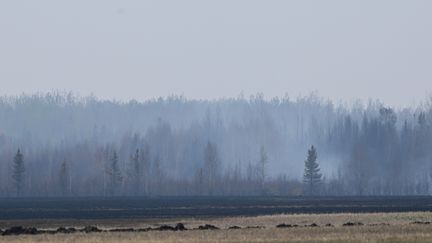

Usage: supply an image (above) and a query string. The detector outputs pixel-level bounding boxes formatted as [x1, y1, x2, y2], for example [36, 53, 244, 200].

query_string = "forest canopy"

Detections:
[0, 92, 431, 196]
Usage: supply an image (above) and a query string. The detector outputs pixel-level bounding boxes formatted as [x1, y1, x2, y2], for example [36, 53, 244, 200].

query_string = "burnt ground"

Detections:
[0, 196, 431, 220]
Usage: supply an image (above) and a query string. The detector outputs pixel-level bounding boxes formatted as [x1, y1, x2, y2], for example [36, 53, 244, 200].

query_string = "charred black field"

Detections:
[1, 196, 432, 221]
[2, 197, 432, 242]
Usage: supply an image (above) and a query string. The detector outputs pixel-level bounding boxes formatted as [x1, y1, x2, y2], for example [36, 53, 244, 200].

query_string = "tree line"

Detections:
[9, 143, 323, 197]
[0, 92, 431, 196]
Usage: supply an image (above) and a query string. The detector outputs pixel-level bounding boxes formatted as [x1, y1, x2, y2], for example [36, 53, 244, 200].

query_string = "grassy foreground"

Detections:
[2, 212, 432, 242]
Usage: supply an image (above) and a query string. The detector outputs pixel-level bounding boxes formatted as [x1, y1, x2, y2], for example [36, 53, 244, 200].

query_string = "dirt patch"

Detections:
[197, 224, 219, 230]
[343, 222, 364, 226]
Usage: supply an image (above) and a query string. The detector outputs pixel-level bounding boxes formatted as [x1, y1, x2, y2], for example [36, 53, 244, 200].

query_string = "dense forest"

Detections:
[0, 92, 431, 197]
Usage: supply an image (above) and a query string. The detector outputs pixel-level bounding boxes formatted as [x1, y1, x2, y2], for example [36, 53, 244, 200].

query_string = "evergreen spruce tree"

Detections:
[258, 145, 268, 195]
[204, 141, 219, 195]
[130, 149, 140, 194]
[303, 145, 322, 196]
[107, 151, 122, 195]
[12, 149, 25, 196]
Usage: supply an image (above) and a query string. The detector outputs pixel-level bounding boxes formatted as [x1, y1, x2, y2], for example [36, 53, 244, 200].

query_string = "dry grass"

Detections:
[2, 212, 432, 242]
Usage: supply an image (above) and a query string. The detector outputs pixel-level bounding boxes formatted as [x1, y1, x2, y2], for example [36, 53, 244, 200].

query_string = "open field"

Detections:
[1, 212, 432, 242]
[2, 197, 432, 242]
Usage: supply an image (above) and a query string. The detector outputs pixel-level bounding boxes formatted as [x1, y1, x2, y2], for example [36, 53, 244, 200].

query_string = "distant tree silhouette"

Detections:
[12, 149, 25, 196]
[258, 145, 268, 195]
[303, 145, 322, 195]
[128, 149, 140, 195]
[204, 141, 219, 195]
[107, 151, 122, 195]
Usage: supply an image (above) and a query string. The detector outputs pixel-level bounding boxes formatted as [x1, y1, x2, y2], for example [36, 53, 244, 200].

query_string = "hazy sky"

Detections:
[1, 0, 431, 107]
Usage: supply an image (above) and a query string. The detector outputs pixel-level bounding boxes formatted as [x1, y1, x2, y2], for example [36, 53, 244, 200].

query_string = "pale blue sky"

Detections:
[1, 0, 431, 107]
